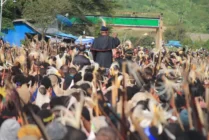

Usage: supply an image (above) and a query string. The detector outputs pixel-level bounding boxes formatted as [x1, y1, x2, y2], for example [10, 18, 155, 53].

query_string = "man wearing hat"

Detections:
[91, 21, 119, 68]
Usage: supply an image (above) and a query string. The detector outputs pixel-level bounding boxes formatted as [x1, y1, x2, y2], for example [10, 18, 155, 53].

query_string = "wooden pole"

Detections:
[156, 15, 163, 49]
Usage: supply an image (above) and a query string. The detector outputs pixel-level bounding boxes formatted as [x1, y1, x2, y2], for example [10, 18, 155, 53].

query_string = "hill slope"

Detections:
[116, 0, 209, 33]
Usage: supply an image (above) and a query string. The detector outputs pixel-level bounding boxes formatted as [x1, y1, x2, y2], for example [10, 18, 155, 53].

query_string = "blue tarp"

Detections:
[166, 40, 182, 48]
[2, 22, 37, 46]
[56, 14, 72, 27]
[55, 32, 78, 40]
[75, 38, 94, 45]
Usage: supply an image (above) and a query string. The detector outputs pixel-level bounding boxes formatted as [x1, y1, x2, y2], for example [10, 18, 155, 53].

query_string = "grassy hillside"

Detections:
[116, 0, 209, 33]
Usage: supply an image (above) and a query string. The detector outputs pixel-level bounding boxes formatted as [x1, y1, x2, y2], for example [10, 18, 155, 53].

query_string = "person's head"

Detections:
[46, 121, 68, 140]
[0, 119, 20, 140]
[59, 47, 66, 54]
[115, 51, 121, 58]
[96, 127, 119, 140]
[61, 65, 69, 77]
[33, 61, 41, 72]
[109, 63, 120, 76]
[78, 45, 86, 52]
[12, 74, 27, 88]
[112, 33, 118, 38]
[37, 109, 53, 126]
[11, 66, 22, 76]
[125, 49, 133, 60]
[69, 67, 77, 77]
[84, 72, 93, 82]
[100, 26, 109, 36]
[14, 61, 21, 69]
[40, 76, 52, 95]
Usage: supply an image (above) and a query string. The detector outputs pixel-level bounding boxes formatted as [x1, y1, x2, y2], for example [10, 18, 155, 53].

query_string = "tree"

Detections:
[23, 0, 119, 36]
[23, 0, 72, 34]
[2, 1, 17, 29]
[1, 0, 28, 30]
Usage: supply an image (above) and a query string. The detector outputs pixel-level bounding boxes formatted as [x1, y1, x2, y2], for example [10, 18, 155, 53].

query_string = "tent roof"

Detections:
[55, 32, 78, 40]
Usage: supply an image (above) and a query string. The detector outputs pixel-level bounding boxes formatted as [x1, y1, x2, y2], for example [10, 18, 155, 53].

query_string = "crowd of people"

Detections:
[0, 25, 208, 140]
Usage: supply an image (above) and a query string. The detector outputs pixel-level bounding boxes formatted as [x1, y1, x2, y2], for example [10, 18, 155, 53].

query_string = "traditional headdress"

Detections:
[100, 17, 108, 31]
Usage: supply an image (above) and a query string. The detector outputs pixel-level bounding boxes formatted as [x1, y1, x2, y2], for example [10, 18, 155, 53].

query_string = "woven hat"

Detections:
[0, 119, 20, 140]
[18, 125, 42, 139]
[46, 121, 68, 140]
[19, 136, 38, 140]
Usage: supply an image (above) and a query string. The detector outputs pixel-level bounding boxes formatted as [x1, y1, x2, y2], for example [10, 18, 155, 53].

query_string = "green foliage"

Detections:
[164, 25, 187, 42]
[1, 0, 27, 29]
[129, 37, 139, 46]
[2, 0, 16, 29]
[181, 36, 193, 46]
[23, 0, 72, 31]
[128, 35, 154, 47]
[22, 0, 118, 35]
[139, 36, 155, 46]
[117, 0, 209, 33]
[203, 40, 209, 50]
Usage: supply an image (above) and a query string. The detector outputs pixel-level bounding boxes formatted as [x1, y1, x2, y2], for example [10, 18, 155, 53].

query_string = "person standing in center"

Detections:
[91, 20, 119, 68]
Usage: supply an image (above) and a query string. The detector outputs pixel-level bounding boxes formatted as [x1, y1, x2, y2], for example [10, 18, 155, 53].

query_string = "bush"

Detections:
[203, 39, 209, 50]
[164, 25, 187, 42]
[139, 36, 155, 46]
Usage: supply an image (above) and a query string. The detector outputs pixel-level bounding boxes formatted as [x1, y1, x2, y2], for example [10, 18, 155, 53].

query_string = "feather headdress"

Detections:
[16, 54, 26, 66]
[125, 40, 132, 49]
[155, 76, 181, 101]
[29, 51, 39, 59]
[53, 89, 85, 129]
[100, 17, 106, 27]
[46, 66, 61, 77]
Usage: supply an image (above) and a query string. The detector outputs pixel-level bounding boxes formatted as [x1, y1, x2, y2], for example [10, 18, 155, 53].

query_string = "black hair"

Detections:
[189, 79, 205, 97]
[105, 88, 123, 103]
[41, 103, 50, 110]
[63, 75, 73, 90]
[79, 83, 91, 96]
[40, 68, 46, 76]
[39, 86, 47, 95]
[73, 72, 82, 83]
[126, 85, 140, 100]
[11, 66, 22, 75]
[26, 75, 36, 87]
[13, 74, 27, 86]
[82, 107, 90, 121]
[71, 85, 80, 89]
[69, 67, 77, 75]
[37, 109, 52, 125]
[50, 96, 70, 109]
[175, 94, 186, 112]
[60, 47, 66, 53]
[78, 45, 86, 52]
[41, 76, 52, 89]
[41, 62, 50, 69]
[23, 103, 40, 116]
[84, 72, 93, 82]
[35, 74, 43, 85]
